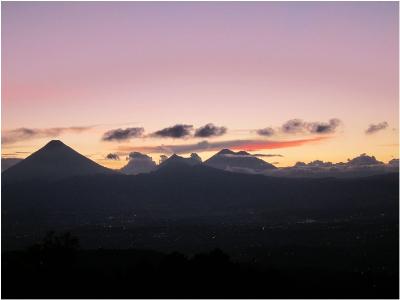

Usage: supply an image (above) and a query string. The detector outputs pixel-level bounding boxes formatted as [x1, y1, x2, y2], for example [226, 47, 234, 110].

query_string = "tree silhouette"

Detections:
[27, 231, 80, 270]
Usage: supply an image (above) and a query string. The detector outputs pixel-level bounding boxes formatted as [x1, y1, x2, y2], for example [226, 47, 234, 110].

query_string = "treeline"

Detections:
[2, 232, 398, 299]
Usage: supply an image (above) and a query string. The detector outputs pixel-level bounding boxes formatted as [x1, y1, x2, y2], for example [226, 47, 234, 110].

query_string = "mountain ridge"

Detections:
[204, 148, 277, 172]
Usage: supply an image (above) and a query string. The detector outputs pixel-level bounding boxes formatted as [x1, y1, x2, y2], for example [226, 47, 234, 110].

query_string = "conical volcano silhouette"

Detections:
[3, 140, 116, 183]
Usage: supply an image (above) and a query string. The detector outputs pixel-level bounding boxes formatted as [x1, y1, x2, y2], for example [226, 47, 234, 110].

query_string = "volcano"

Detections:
[2, 140, 116, 183]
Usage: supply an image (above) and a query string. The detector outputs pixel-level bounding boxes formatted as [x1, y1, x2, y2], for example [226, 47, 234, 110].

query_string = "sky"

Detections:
[1, 2, 398, 169]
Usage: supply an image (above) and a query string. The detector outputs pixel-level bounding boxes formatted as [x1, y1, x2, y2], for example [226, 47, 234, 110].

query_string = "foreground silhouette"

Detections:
[2, 232, 398, 299]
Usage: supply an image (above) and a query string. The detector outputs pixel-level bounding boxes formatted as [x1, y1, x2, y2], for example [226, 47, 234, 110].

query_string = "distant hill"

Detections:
[2, 140, 116, 183]
[204, 149, 276, 173]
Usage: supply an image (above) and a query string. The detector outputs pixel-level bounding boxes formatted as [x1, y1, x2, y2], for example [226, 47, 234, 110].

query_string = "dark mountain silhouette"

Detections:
[157, 153, 202, 172]
[2, 140, 116, 183]
[204, 149, 276, 173]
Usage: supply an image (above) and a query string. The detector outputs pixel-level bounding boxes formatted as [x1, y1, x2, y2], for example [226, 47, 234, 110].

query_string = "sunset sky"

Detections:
[2, 2, 398, 169]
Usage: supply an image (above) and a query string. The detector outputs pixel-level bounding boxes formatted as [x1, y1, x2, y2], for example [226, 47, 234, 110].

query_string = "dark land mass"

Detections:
[2, 165, 398, 245]
[1, 141, 399, 298]
[2, 231, 398, 299]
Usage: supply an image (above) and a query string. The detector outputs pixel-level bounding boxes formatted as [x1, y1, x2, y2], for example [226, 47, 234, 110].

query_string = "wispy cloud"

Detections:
[105, 153, 120, 160]
[365, 122, 388, 134]
[257, 127, 275, 137]
[257, 118, 342, 137]
[116, 137, 329, 154]
[253, 153, 284, 157]
[2, 126, 92, 145]
[281, 118, 341, 135]
[1, 151, 31, 157]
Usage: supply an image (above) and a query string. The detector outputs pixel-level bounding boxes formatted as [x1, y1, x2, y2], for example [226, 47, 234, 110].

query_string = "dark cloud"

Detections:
[2, 126, 91, 144]
[292, 160, 334, 168]
[151, 124, 193, 138]
[307, 119, 341, 134]
[293, 155, 383, 168]
[281, 119, 305, 133]
[194, 123, 227, 138]
[117, 136, 328, 154]
[128, 152, 151, 160]
[281, 118, 341, 135]
[365, 122, 388, 134]
[307, 160, 334, 167]
[121, 152, 156, 175]
[346, 153, 383, 166]
[257, 127, 275, 137]
[106, 153, 120, 160]
[102, 127, 144, 142]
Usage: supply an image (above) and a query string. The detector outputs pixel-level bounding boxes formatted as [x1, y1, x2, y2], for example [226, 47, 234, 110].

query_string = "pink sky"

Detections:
[2, 2, 398, 168]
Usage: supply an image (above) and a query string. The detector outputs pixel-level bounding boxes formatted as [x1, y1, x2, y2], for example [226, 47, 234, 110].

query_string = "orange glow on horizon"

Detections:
[230, 137, 330, 152]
